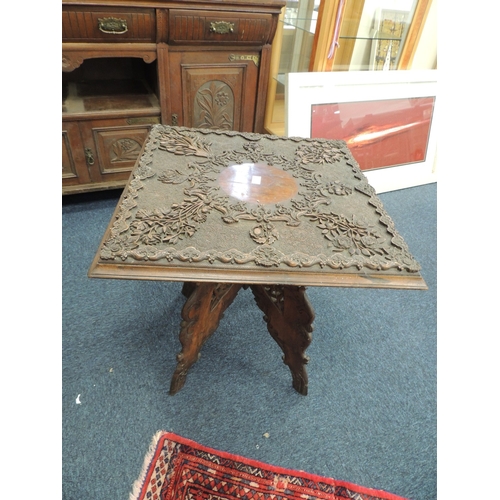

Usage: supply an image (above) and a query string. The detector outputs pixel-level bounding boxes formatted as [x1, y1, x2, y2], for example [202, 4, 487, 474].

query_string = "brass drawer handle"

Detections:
[85, 148, 95, 166]
[98, 17, 128, 35]
[209, 21, 234, 34]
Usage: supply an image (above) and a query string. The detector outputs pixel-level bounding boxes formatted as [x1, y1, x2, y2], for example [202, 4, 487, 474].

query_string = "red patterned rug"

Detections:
[130, 432, 408, 500]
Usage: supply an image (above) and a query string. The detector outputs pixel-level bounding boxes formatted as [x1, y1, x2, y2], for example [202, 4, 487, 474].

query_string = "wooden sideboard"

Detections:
[62, 0, 285, 194]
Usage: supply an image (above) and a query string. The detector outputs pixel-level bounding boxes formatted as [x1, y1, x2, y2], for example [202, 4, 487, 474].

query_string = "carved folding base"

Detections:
[250, 285, 314, 395]
[170, 282, 315, 396]
[170, 282, 242, 395]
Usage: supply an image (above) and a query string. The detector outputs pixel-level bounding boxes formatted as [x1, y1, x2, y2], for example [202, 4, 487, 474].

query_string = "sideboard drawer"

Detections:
[167, 9, 273, 45]
[62, 7, 156, 42]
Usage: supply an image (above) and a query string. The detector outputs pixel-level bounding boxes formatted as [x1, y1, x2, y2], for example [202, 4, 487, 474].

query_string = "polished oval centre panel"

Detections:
[218, 162, 298, 204]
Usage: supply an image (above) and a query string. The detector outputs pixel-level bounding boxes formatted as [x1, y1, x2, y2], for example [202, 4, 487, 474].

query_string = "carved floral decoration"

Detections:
[100, 126, 420, 272]
[111, 138, 142, 162]
[194, 81, 234, 130]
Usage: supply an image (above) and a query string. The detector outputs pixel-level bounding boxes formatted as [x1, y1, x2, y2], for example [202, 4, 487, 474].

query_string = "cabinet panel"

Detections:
[62, 121, 91, 187]
[91, 122, 152, 176]
[168, 50, 259, 132]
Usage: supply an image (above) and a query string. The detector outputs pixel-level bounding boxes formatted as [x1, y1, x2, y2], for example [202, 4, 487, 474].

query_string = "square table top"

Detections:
[88, 125, 427, 290]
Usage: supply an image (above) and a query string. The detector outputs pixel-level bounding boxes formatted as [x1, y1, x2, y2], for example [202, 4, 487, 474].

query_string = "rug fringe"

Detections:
[129, 430, 168, 500]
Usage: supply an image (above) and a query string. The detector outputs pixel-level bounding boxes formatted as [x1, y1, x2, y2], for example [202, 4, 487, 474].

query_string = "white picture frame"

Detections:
[285, 70, 437, 193]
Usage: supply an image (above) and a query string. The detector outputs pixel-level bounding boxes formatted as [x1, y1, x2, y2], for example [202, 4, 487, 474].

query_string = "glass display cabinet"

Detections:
[264, 0, 436, 136]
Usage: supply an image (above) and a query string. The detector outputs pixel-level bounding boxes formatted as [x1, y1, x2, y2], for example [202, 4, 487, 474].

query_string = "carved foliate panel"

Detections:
[169, 50, 258, 133]
[92, 126, 151, 174]
[97, 125, 422, 278]
[181, 66, 244, 131]
[193, 81, 234, 130]
[110, 138, 142, 163]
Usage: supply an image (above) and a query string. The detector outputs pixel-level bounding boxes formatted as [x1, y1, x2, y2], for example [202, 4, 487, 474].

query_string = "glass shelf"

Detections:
[281, 20, 316, 33]
[339, 35, 404, 41]
[280, 0, 320, 35]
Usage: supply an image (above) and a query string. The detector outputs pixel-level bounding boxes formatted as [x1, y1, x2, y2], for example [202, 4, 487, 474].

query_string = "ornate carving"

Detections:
[62, 53, 85, 72]
[194, 81, 234, 130]
[100, 126, 421, 273]
[169, 282, 314, 395]
[260, 285, 285, 312]
[295, 142, 344, 165]
[110, 138, 142, 162]
[159, 129, 211, 157]
[309, 212, 388, 258]
[130, 189, 227, 245]
[170, 282, 241, 395]
[249, 223, 279, 245]
[251, 285, 314, 395]
[62, 52, 155, 72]
[210, 283, 237, 311]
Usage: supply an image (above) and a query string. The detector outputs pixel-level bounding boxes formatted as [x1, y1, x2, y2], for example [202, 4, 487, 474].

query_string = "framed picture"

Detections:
[285, 70, 437, 193]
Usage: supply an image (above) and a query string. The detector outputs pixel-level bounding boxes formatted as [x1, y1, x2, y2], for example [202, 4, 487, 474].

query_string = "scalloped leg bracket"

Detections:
[251, 285, 315, 395]
[169, 282, 241, 395]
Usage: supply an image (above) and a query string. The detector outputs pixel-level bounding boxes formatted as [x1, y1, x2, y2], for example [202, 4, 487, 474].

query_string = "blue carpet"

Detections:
[62, 182, 436, 500]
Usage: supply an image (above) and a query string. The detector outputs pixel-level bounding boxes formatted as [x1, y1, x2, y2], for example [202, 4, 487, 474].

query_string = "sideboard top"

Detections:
[62, 0, 286, 10]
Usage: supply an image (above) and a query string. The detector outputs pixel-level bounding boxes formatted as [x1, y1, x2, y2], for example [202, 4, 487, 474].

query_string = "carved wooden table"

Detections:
[88, 125, 427, 395]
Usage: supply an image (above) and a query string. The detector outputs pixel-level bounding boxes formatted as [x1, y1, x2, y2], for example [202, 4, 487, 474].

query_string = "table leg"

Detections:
[181, 282, 196, 298]
[251, 285, 315, 395]
[170, 282, 242, 395]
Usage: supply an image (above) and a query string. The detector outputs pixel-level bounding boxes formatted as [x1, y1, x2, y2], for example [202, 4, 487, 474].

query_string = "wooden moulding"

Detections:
[62, 43, 158, 72]
[89, 261, 427, 290]
[398, 0, 433, 69]
[62, 0, 286, 13]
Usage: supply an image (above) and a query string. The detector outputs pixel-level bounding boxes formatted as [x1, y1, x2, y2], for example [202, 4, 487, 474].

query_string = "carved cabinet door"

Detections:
[167, 49, 260, 132]
[62, 117, 159, 193]
[82, 118, 157, 183]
